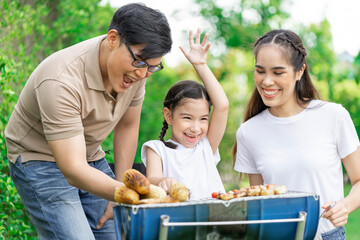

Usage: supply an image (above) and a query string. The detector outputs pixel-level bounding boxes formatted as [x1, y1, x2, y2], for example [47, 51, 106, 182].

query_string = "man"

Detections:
[5, 3, 172, 239]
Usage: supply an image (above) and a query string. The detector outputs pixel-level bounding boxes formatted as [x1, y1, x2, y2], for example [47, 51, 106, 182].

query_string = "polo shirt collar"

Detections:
[85, 35, 107, 91]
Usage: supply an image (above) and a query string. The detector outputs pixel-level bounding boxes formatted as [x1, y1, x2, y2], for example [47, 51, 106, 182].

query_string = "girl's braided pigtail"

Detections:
[159, 119, 177, 149]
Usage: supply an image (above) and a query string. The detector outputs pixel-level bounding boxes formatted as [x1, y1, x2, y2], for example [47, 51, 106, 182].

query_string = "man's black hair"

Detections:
[108, 3, 172, 59]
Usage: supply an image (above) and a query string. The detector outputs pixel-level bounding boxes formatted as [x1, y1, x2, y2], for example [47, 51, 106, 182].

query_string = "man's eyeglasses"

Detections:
[122, 38, 163, 73]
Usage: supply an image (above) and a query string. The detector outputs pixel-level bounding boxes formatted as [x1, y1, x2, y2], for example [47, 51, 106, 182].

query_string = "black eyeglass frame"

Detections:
[121, 38, 164, 73]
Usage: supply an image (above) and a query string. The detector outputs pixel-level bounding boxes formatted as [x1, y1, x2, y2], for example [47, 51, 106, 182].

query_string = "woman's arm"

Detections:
[322, 147, 360, 227]
[180, 29, 229, 154]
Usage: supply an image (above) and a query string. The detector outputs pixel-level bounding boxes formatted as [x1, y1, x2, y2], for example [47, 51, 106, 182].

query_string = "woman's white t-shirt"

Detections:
[234, 100, 359, 233]
[142, 137, 225, 200]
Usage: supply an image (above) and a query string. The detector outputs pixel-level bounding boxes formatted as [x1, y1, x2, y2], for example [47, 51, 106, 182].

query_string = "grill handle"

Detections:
[159, 211, 307, 240]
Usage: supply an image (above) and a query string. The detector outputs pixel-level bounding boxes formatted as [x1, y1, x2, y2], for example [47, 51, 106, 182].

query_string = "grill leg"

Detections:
[295, 211, 307, 240]
[159, 215, 170, 240]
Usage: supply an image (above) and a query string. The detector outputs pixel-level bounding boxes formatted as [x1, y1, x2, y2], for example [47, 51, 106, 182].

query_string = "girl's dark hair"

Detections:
[232, 29, 322, 165]
[108, 3, 172, 59]
[159, 80, 211, 149]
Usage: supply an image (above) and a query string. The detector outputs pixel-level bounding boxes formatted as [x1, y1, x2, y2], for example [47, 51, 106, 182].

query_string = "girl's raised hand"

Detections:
[179, 28, 210, 66]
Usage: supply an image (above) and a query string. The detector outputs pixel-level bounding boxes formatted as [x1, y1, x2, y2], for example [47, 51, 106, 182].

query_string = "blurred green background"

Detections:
[1, 0, 360, 238]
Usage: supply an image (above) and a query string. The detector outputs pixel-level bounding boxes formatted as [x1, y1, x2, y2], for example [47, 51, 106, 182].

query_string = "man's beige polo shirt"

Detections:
[5, 35, 146, 163]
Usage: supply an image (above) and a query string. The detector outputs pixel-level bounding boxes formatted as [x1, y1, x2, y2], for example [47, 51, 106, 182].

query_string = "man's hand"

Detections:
[96, 201, 115, 229]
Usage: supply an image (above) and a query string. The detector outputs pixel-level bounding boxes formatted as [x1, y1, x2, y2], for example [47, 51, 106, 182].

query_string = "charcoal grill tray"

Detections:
[113, 191, 320, 240]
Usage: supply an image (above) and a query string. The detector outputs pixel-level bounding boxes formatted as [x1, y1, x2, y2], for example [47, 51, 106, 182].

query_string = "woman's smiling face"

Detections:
[254, 44, 304, 117]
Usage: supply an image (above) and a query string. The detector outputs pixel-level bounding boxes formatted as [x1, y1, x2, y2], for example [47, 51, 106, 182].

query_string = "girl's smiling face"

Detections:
[254, 45, 305, 117]
[163, 98, 210, 148]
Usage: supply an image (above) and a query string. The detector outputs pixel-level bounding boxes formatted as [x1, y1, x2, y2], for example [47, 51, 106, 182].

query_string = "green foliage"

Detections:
[0, 57, 38, 239]
[332, 80, 360, 137]
[300, 20, 337, 100]
[195, 0, 289, 49]
[194, 0, 290, 90]
[210, 49, 253, 175]
[354, 51, 360, 84]
[1, 1, 39, 238]
[344, 184, 360, 238]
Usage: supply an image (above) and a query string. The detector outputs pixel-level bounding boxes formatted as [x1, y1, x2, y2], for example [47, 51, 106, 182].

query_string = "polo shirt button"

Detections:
[109, 100, 112, 104]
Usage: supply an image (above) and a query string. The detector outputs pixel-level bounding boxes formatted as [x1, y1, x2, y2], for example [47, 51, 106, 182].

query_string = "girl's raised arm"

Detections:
[180, 29, 229, 154]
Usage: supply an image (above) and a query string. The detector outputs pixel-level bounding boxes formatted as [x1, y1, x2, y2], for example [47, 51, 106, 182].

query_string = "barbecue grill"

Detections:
[113, 191, 320, 240]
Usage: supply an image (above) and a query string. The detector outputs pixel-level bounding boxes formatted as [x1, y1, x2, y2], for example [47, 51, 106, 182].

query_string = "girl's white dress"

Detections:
[142, 137, 225, 200]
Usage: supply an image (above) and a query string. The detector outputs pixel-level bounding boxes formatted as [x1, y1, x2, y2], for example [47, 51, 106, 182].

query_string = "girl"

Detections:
[233, 29, 360, 239]
[141, 29, 228, 200]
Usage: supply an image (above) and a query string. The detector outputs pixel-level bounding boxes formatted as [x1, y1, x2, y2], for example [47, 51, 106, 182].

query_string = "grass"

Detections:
[344, 183, 360, 239]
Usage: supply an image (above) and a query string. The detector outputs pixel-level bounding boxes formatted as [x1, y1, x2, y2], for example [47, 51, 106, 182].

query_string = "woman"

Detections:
[233, 29, 360, 239]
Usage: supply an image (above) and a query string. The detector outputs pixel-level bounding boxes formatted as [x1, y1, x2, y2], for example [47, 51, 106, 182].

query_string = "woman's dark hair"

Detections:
[159, 80, 211, 149]
[108, 3, 172, 59]
[244, 29, 321, 122]
[232, 29, 322, 166]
